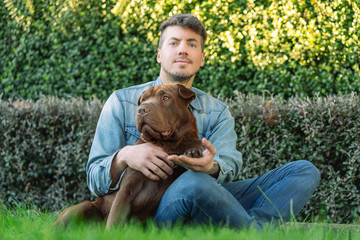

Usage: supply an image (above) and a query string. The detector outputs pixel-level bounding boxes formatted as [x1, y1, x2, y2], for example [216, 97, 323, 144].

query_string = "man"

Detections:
[86, 14, 320, 230]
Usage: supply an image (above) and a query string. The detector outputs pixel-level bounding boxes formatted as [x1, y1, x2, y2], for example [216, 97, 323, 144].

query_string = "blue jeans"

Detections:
[154, 160, 320, 230]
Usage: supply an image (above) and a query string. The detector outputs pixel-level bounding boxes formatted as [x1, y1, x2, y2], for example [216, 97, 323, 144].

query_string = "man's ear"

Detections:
[200, 51, 205, 67]
[178, 84, 196, 103]
[157, 49, 161, 64]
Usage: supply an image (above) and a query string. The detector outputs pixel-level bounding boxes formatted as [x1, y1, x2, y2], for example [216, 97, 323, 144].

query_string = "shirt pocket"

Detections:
[125, 125, 140, 145]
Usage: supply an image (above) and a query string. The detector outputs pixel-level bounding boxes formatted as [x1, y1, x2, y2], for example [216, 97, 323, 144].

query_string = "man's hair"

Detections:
[159, 14, 207, 51]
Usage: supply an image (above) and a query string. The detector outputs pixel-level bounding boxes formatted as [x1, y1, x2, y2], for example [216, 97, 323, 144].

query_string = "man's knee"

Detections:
[293, 160, 321, 188]
[166, 171, 217, 199]
[155, 171, 219, 223]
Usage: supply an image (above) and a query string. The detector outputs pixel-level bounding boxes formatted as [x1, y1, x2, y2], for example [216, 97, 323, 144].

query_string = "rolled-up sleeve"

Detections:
[86, 92, 126, 197]
[208, 106, 243, 183]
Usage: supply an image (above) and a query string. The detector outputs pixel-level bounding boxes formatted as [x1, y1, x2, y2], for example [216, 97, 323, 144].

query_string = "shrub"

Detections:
[0, 94, 359, 223]
[227, 91, 360, 223]
[0, 97, 102, 209]
[1, 0, 359, 99]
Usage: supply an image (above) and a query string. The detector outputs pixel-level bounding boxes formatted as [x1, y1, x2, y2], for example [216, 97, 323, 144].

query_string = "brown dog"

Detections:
[54, 84, 203, 228]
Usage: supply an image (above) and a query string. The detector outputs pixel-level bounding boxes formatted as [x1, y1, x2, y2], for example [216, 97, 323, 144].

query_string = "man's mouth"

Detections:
[174, 58, 192, 64]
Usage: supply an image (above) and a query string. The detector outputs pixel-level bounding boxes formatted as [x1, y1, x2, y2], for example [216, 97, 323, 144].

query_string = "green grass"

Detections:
[1, 204, 359, 240]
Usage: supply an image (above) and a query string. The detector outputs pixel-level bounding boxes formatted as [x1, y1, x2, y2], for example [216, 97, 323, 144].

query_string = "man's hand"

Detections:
[111, 143, 174, 185]
[168, 138, 218, 175]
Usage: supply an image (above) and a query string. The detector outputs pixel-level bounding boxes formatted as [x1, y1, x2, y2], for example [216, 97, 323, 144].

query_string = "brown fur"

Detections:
[54, 84, 203, 228]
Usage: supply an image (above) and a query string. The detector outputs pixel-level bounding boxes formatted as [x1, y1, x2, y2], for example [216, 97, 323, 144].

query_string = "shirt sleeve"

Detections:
[86, 92, 126, 197]
[206, 106, 243, 183]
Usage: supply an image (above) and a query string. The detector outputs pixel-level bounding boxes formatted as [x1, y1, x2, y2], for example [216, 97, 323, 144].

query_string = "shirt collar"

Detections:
[155, 76, 203, 111]
[154, 77, 162, 86]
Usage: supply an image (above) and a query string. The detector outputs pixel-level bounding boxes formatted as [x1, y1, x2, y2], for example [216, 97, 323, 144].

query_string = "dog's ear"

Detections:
[178, 84, 196, 103]
[138, 91, 145, 105]
[138, 87, 154, 105]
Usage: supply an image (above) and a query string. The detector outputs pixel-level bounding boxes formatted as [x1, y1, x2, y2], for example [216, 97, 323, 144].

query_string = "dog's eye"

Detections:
[163, 96, 170, 101]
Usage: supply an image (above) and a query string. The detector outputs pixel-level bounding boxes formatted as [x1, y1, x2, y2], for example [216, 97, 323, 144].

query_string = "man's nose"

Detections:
[177, 43, 188, 56]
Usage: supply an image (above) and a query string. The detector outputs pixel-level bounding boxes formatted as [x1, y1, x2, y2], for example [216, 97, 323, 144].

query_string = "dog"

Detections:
[54, 84, 203, 228]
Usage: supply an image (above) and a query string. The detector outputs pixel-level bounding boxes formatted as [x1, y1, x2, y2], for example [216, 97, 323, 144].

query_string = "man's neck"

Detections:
[159, 71, 194, 88]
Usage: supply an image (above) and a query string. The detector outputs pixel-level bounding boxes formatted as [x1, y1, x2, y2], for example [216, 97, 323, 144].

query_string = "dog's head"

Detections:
[136, 84, 196, 142]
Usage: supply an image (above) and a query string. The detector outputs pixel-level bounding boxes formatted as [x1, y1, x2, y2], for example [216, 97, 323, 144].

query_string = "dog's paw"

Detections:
[183, 149, 203, 158]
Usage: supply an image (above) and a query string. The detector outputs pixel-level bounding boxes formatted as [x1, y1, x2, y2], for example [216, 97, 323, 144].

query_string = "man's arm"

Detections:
[207, 105, 243, 183]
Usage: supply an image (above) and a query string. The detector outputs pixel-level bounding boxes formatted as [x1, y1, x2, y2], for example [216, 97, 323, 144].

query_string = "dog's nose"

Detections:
[137, 105, 150, 115]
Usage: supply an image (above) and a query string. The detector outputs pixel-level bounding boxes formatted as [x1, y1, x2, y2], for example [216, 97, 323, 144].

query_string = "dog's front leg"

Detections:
[106, 170, 144, 229]
[106, 189, 131, 229]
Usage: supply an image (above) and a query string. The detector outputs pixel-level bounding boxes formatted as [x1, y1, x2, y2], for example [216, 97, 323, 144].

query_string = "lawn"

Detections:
[1, 204, 359, 240]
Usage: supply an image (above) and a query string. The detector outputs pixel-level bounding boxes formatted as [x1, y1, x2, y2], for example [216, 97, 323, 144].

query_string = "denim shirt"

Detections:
[87, 77, 243, 197]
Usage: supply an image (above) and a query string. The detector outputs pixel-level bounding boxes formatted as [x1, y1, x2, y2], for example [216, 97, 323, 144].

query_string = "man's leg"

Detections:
[223, 160, 320, 226]
[154, 160, 320, 229]
[154, 171, 262, 230]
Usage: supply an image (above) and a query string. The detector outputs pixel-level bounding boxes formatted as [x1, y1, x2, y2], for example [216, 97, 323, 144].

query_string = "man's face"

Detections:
[157, 26, 205, 84]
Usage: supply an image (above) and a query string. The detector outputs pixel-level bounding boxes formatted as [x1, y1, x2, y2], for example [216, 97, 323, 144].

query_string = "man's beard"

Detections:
[163, 67, 197, 84]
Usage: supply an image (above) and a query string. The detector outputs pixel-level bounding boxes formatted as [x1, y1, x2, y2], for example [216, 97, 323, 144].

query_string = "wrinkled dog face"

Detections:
[136, 84, 195, 141]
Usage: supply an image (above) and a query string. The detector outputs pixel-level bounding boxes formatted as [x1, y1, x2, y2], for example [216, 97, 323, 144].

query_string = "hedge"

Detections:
[1, 0, 360, 100]
[0, 97, 102, 210]
[1, 94, 359, 224]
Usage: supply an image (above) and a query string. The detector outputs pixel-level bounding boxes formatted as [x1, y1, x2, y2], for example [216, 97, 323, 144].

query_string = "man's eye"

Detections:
[189, 43, 196, 47]
[170, 42, 177, 46]
[163, 96, 170, 101]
